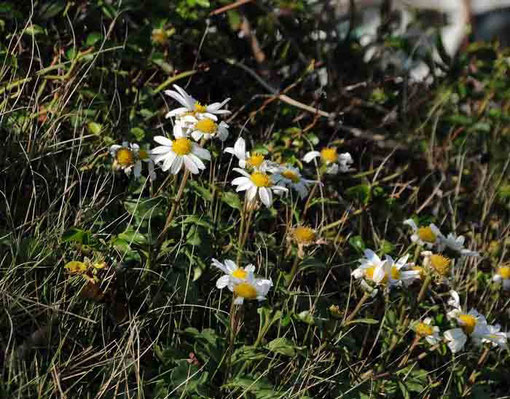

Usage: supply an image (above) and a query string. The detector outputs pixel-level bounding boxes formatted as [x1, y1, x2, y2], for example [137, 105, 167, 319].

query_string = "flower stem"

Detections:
[286, 253, 301, 288]
[158, 169, 190, 242]
[344, 292, 371, 324]
[417, 274, 432, 303]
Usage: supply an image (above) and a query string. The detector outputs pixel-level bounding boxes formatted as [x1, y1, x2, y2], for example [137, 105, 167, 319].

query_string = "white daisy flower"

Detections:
[212, 258, 255, 289]
[164, 84, 230, 121]
[213, 262, 273, 305]
[272, 165, 315, 199]
[474, 324, 509, 350]
[189, 118, 229, 142]
[384, 254, 421, 287]
[414, 317, 441, 345]
[110, 141, 155, 179]
[444, 290, 490, 353]
[303, 147, 353, 174]
[352, 249, 388, 286]
[151, 125, 211, 175]
[493, 265, 510, 291]
[438, 233, 479, 257]
[403, 219, 443, 248]
[224, 137, 273, 171]
[231, 167, 288, 207]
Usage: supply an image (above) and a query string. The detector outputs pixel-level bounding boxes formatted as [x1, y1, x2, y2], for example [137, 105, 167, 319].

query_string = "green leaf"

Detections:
[118, 227, 148, 246]
[124, 197, 165, 220]
[349, 235, 365, 253]
[62, 228, 91, 244]
[221, 191, 241, 210]
[87, 121, 102, 135]
[267, 337, 296, 357]
[86, 32, 102, 46]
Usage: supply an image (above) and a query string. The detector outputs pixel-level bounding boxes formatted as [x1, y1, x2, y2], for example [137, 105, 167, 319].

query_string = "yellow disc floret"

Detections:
[458, 314, 477, 335]
[194, 102, 207, 113]
[415, 322, 434, 337]
[429, 254, 451, 276]
[412, 266, 426, 279]
[195, 118, 217, 134]
[390, 266, 400, 280]
[498, 266, 510, 279]
[417, 226, 437, 243]
[116, 148, 134, 166]
[172, 138, 193, 156]
[234, 282, 258, 299]
[282, 169, 300, 183]
[251, 172, 272, 187]
[293, 226, 316, 244]
[320, 147, 338, 163]
[247, 153, 265, 168]
[232, 269, 248, 279]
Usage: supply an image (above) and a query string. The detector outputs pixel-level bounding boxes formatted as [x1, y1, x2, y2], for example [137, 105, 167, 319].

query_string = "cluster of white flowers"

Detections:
[404, 219, 479, 257]
[351, 249, 421, 294]
[212, 259, 273, 305]
[444, 290, 508, 353]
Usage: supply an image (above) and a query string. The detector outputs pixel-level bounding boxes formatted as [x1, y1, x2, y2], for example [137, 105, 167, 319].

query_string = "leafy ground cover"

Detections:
[1, 1, 509, 398]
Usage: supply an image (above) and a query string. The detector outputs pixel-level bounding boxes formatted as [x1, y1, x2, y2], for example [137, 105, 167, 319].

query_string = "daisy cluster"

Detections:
[109, 84, 353, 209]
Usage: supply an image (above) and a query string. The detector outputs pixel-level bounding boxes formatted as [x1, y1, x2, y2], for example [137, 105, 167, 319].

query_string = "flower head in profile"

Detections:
[303, 147, 353, 174]
[473, 324, 509, 350]
[288, 225, 324, 258]
[231, 168, 287, 207]
[212, 258, 255, 289]
[224, 137, 273, 171]
[421, 251, 452, 279]
[493, 265, 510, 291]
[212, 259, 272, 305]
[404, 219, 442, 248]
[444, 290, 490, 353]
[151, 125, 211, 174]
[438, 233, 479, 257]
[352, 249, 388, 289]
[272, 165, 315, 199]
[164, 84, 230, 121]
[110, 142, 154, 179]
[413, 317, 441, 345]
[384, 254, 421, 287]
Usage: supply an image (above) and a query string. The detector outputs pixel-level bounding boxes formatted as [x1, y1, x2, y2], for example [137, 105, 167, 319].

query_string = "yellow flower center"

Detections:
[417, 226, 437, 243]
[232, 269, 248, 279]
[233, 282, 258, 299]
[365, 266, 388, 284]
[247, 153, 265, 168]
[250, 172, 272, 187]
[116, 148, 134, 166]
[195, 118, 217, 134]
[172, 138, 193, 156]
[498, 266, 510, 279]
[458, 314, 477, 335]
[293, 226, 316, 244]
[320, 147, 337, 163]
[415, 322, 434, 337]
[194, 102, 207, 113]
[390, 266, 400, 280]
[65, 261, 88, 274]
[282, 169, 300, 183]
[138, 149, 149, 160]
[429, 254, 451, 276]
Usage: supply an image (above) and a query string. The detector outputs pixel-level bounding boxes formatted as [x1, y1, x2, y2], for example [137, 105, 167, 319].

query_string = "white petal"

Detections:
[154, 136, 173, 146]
[259, 187, 271, 207]
[303, 151, 320, 163]
[170, 157, 183, 174]
[151, 146, 171, 155]
[247, 186, 258, 201]
[216, 275, 231, 289]
[192, 146, 211, 161]
[183, 155, 199, 174]
[161, 152, 177, 172]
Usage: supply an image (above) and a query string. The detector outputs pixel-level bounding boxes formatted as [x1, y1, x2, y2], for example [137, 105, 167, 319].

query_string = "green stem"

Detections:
[158, 169, 190, 243]
[344, 292, 371, 324]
